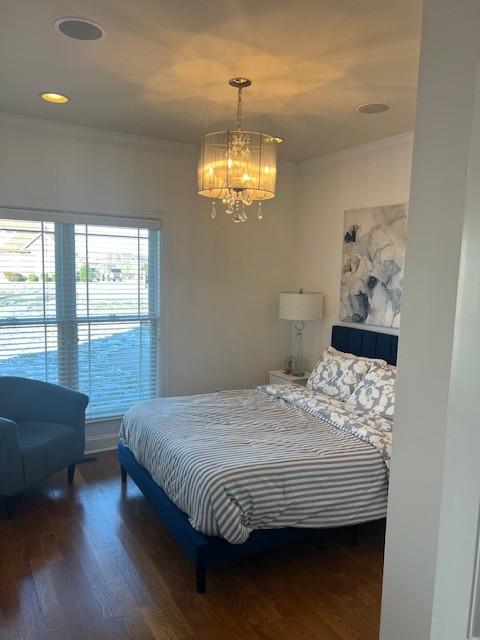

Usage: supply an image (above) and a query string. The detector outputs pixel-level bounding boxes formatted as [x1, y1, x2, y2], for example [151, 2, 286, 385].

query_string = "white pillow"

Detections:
[307, 349, 372, 401]
[346, 362, 396, 419]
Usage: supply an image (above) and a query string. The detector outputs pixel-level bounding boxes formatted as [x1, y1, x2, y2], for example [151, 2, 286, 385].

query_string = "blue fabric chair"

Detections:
[0, 377, 89, 518]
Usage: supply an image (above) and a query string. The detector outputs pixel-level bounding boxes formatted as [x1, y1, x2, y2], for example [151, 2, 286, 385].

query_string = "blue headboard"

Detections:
[331, 325, 398, 365]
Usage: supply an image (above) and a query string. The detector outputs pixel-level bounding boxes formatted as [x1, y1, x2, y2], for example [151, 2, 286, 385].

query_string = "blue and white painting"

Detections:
[340, 204, 407, 329]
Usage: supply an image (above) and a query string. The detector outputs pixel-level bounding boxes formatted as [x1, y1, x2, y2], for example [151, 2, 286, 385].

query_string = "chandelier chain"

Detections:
[236, 87, 243, 130]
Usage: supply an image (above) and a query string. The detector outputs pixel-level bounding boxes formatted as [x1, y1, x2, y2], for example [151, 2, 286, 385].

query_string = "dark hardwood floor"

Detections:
[0, 451, 385, 640]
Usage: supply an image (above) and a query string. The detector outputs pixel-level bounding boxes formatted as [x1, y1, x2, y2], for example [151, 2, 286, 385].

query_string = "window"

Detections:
[0, 217, 161, 419]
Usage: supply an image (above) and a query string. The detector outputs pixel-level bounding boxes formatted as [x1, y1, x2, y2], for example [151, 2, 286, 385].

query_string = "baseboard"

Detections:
[85, 418, 121, 454]
[85, 432, 119, 454]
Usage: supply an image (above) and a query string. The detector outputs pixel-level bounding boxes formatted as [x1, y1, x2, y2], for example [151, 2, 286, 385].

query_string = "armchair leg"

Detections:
[68, 464, 76, 485]
[5, 496, 15, 520]
[121, 465, 127, 484]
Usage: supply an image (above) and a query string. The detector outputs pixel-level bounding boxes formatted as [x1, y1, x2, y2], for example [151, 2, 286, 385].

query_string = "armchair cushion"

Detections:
[17, 422, 79, 488]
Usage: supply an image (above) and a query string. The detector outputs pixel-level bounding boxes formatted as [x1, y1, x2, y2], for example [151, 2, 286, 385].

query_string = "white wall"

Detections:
[297, 134, 413, 368]
[380, 0, 480, 638]
[429, 60, 480, 640]
[0, 113, 299, 400]
[0, 113, 416, 453]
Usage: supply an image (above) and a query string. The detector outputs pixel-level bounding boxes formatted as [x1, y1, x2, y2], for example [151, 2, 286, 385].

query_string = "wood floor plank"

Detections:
[29, 556, 74, 640]
[0, 450, 384, 640]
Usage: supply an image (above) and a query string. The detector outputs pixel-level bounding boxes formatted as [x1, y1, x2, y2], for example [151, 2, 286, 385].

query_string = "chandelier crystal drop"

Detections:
[198, 78, 282, 223]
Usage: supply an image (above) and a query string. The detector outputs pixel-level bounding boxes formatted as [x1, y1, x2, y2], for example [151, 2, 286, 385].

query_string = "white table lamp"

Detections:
[279, 289, 324, 376]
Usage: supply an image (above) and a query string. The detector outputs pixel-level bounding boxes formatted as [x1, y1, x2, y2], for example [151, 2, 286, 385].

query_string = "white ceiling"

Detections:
[0, 0, 422, 161]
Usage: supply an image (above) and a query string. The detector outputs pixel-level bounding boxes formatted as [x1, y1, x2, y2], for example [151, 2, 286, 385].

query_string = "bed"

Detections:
[118, 325, 398, 592]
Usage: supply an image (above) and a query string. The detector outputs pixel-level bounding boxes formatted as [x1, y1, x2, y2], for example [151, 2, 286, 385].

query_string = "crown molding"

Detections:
[0, 110, 199, 155]
[299, 131, 414, 172]
[0, 110, 299, 175]
[0, 110, 398, 175]
[0, 110, 299, 176]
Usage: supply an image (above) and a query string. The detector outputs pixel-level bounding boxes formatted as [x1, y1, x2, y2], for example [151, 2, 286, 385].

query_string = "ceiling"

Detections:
[0, 0, 422, 161]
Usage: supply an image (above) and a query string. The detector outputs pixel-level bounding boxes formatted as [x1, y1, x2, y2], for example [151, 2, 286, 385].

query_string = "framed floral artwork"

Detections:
[340, 204, 407, 328]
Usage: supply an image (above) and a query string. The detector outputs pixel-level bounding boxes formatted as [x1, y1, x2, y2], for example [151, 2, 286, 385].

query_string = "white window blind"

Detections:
[0, 217, 161, 419]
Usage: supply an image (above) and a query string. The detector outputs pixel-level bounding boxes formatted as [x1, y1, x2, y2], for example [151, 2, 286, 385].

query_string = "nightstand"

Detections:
[268, 370, 311, 386]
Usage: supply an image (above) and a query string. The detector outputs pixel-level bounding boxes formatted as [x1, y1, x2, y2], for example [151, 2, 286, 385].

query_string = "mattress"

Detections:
[120, 384, 391, 544]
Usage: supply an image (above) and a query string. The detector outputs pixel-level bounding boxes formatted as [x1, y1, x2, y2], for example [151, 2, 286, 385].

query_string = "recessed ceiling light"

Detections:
[356, 103, 391, 114]
[40, 92, 69, 104]
[54, 17, 105, 41]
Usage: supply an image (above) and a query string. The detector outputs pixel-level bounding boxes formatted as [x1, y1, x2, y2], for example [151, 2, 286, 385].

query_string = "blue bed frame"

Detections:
[118, 325, 398, 592]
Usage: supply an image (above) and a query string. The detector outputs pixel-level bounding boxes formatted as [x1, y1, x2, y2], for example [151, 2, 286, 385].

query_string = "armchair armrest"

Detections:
[0, 417, 23, 496]
[0, 377, 89, 429]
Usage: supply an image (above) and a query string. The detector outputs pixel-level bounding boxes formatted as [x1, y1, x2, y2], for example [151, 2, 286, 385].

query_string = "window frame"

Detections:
[0, 205, 167, 422]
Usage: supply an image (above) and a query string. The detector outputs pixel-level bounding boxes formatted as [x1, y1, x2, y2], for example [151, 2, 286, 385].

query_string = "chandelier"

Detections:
[198, 78, 282, 223]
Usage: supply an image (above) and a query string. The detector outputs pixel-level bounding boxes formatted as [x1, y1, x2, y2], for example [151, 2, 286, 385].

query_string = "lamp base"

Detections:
[292, 321, 305, 377]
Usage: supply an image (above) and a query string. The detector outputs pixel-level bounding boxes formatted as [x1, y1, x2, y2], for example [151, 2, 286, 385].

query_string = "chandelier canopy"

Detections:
[198, 78, 282, 223]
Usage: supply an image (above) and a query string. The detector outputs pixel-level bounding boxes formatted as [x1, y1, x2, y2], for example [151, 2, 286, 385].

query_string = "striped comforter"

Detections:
[120, 385, 391, 544]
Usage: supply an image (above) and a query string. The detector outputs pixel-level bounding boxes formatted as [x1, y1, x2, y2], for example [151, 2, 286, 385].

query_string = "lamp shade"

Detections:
[198, 130, 278, 202]
[279, 291, 324, 321]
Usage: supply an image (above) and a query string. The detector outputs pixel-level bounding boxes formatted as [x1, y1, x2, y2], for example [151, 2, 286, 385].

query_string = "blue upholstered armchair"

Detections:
[0, 377, 89, 518]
